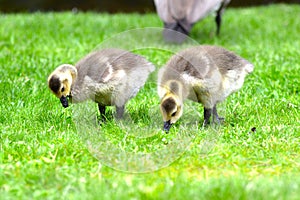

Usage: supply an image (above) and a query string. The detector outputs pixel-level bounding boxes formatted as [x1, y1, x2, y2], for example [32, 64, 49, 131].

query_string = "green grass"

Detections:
[1, 4, 300, 199]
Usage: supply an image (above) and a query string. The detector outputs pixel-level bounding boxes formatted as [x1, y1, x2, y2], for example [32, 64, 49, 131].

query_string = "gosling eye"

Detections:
[61, 87, 65, 92]
[171, 112, 176, 117]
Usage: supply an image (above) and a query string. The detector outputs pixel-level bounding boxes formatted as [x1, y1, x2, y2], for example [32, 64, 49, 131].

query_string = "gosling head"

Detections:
[160, 94, 183, 132]
[47, 64, 77, 108]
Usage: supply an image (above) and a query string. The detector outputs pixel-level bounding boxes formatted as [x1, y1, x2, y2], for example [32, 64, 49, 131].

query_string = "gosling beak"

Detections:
[163, 120, 172, 133]
[60, 96, 69, 108]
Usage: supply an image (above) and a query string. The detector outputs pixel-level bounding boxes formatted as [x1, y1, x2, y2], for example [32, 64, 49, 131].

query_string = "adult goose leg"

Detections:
[215, 2, 226, 35]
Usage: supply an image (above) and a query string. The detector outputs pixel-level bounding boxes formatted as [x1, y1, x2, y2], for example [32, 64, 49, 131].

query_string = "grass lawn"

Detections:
[1, 4, 300, 199]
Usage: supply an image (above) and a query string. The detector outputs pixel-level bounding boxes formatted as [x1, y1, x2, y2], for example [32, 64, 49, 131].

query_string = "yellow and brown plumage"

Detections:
[48, 48, 155, 119]
[158, 45, 254, 131]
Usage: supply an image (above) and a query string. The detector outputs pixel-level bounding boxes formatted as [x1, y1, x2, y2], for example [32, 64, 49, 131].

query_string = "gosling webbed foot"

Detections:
[213, 116, 225, 124]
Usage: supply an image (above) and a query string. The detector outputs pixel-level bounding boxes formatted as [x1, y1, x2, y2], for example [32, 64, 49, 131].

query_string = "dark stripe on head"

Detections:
[162, 97, 176, 113]
[49, 75, 61, 93]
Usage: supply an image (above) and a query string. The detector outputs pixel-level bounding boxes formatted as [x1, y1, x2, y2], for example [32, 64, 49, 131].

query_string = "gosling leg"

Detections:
[116, 105, 124, 119]
[98, 104, 106, 122]
[212, 105, 224, 124]
[203, 107, 212, 126]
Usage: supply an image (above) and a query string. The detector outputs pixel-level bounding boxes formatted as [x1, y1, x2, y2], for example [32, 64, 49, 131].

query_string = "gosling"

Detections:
[158, 45, 254, 132]
[48, 48, 155, 119]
